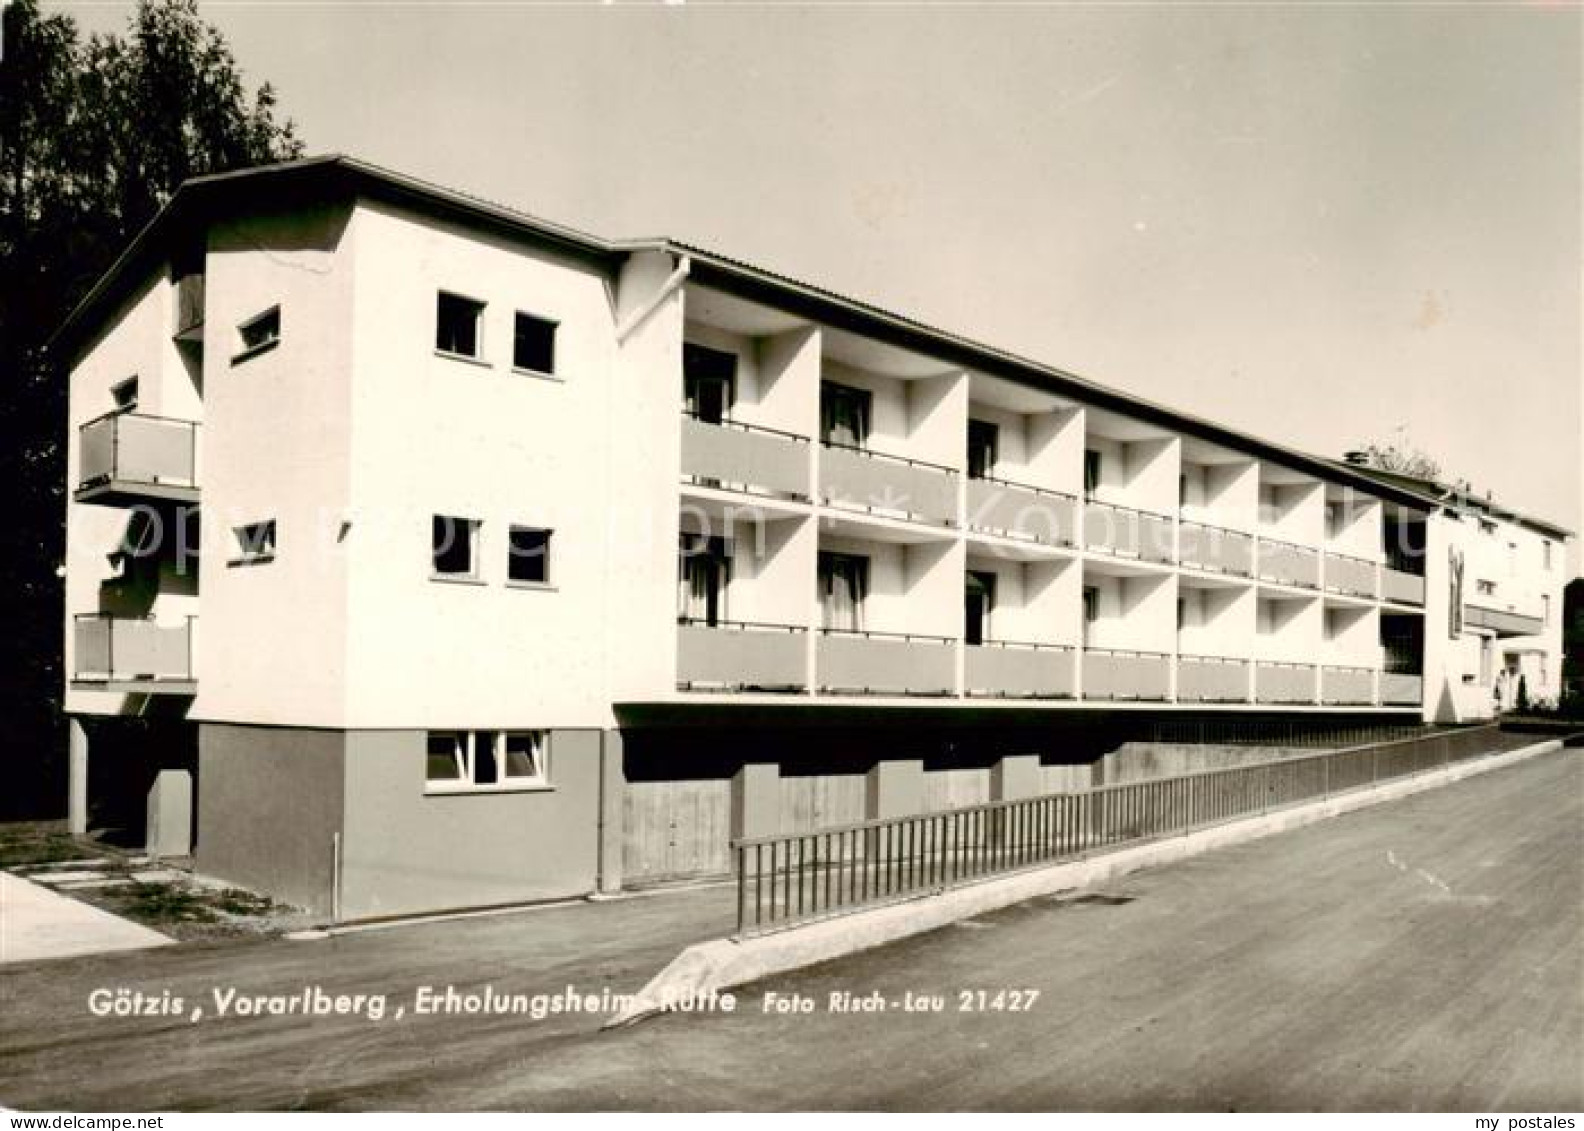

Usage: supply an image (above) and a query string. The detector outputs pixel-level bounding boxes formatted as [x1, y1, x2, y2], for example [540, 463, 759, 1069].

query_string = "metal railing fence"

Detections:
[733, 723, 1532, 937]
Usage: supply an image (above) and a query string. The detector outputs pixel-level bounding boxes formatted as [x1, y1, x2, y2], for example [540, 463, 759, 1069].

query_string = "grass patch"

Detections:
[0, 822, 100, 869]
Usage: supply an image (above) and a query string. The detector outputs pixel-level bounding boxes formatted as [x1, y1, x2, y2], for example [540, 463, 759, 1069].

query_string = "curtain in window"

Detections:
[820, 554, 865, 632]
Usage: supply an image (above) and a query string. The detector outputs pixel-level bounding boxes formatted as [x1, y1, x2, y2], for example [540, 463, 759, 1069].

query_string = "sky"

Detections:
[56, 1, 1584, 572]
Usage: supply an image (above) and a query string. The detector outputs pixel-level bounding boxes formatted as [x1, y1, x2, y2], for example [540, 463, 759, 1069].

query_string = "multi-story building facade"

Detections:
[55, 156, 1570, 918]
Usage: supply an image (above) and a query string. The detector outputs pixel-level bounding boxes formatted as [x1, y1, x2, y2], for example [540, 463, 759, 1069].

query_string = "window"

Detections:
[432, 514, 481, 580]
[820, 382, 871, 447]
[436, 292, 485, 359]
[1479, 519, 1497, 536]
[230, 520, 277, 565]
[683, 344, 737, 424]
[964, 570, 996, 645]
[818, 551, 868, 632]
[1083, 585, 1100, 624]
[1543, 540, 1553, 570]
[236, 306, 280, 360]
[426, 730, 548, 792]
[1179, 473, 1190, 507]
[967, 420, 999, 480]
[513, 311, 557, 375]
[1083, 450, 1102, 496]
[508, 526, 552, 586]
[1508, 543, 1517, 576]
[1476, 579, 1496, 596]
[678, 534, 731, 625]
[111, 377, 139, 413]
[1542, 594, 1551, 627]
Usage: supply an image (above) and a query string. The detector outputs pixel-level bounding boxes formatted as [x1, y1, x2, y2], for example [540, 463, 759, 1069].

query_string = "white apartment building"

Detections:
[55, 156, 1569, 918]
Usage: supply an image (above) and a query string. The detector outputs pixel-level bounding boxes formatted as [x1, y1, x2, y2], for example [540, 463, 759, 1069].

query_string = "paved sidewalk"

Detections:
[0, 873, 173, 964]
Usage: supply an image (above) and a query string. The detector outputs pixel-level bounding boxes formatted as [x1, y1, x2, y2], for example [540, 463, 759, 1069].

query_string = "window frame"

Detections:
[425, 730, 551, 794]
[512, 310, 559, 377]
[507, 525, 554, 589]
[431, 514, 484, 583]
[967, 419, 999, 481]
[229, 519, 278, 566]
[233, 305, 281, 364]
[820, 381, 873, 448]
[1083, 450, 1102, 497]
[435, 291, 488, 363]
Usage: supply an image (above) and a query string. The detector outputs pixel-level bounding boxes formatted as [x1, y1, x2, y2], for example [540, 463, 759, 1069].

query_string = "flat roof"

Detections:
[48, 154, 1571, 533]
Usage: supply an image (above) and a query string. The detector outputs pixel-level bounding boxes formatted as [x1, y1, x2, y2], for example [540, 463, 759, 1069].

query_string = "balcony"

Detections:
[76, 412, 199, 507]
[819, 443, 958, 527]
[965, 477, 1076, 546]
[1322, 665, 1375, 705]
[1380, 672, 1424, 706]
[1382, 567, 1426, 606]
[73, 614, 196, 694]
[680, 415, 811, 501]
[964, 641, 1075, 699]
[174, 272, 205, 343]
[1324, 554, 1378, 599]
[1177, 655, 1250, 703]
[676, 619, 807, 692]
[1178, 521, 1253, 577]
[1464, 604, 1545, 638]
[1255, 661, 1317, 704]
[1083, 500, 1174, 565]
[816, 629, 955, 695]
[1082, 648, 1171, 701]
[1255, 538, 1320, 589]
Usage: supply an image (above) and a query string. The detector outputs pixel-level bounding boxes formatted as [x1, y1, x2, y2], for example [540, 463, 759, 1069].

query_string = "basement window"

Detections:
[425, 730, 549, 793]
[436, 292, 486, 361]
[432, 515, 482, 581]
[513, 311, 558, 375]
[230, 520, 277, 565]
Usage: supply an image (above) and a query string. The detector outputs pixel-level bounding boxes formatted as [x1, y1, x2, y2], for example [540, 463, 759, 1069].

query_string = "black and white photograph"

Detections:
[0, 0, 1580, 1115]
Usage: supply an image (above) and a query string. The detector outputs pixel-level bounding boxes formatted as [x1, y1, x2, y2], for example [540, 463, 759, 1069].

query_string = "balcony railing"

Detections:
[965, 477, 1076, 546]
[964, 641, 1076, 699]
[1380, 672, 1424, 706]
[1256, 661, 1317, 704]
[1083, 647, 1171, 701]
[680, 414, 811, 501]
[76, 412, 199, 506]
[819, 443, 959, 527]
[1083, 500, 1175, 564]
[1382, 567, 1426, 606]
[1324, 554, 1378, 599]
[677, 619, 807, 691]
[1322, 665, 1375, 705]
[73, 614, 195, 691]
[1177, 520, 1253, 577]
[816, 628, 955, 695]
[1255, 538, 1320, 589]
[1463, 604, 1544, 638]
[1177, 655, 1250, 703]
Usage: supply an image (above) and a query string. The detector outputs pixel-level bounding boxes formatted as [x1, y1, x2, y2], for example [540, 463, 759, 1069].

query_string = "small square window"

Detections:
[231, 520, 277, 564]
[503, 731, 547, 783]
[436, 292, 485, 359]
[432, 515, 481, 579]
[513, 312, 557, 374]
[236, 306, 281, 359]
[508, 526, 552, 585]
[111, 377, 139, 413]
[426, 732, 466, 783]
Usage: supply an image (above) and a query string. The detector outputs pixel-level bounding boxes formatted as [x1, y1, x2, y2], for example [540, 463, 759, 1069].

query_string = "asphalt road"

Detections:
[2, 747, 1579, 1111]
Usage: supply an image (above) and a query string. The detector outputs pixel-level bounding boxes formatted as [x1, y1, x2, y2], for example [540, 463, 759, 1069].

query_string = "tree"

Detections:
[0, 0, 302, 819]
[1352, 439, 1443, 483]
